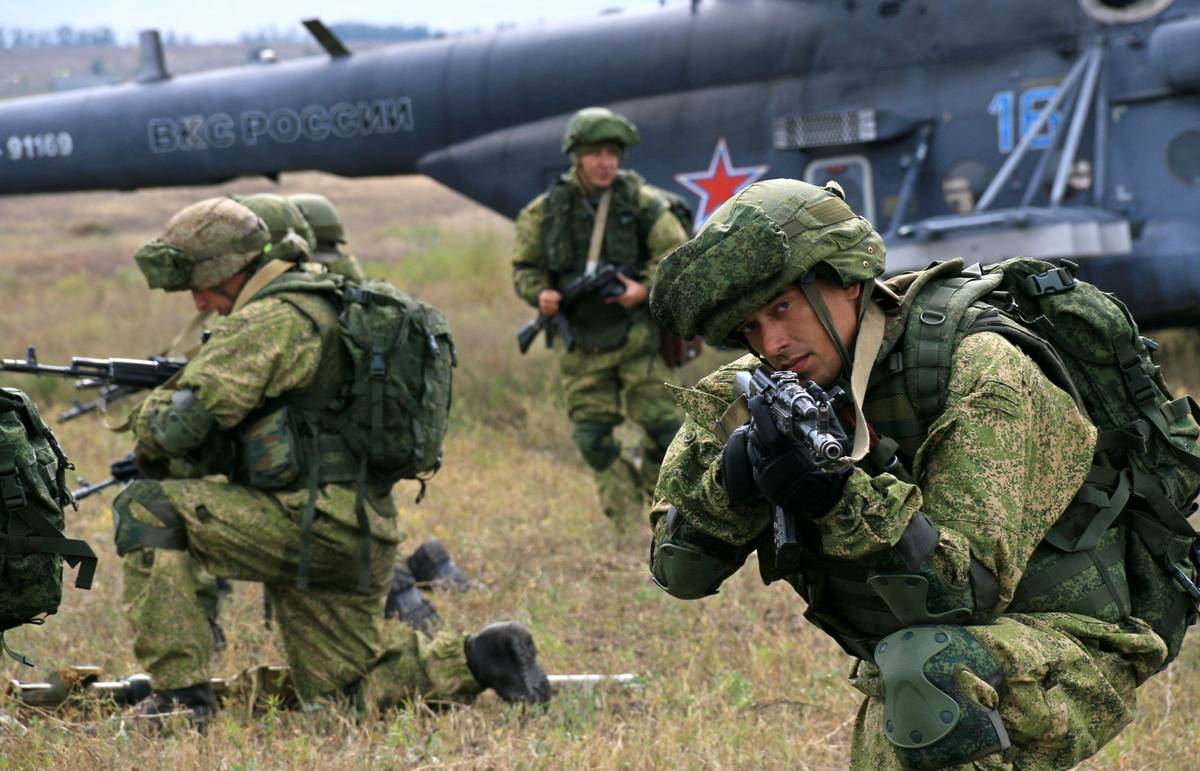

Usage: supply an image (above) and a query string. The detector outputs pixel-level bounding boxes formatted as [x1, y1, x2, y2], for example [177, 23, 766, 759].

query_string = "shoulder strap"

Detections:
[903, 269, 1004, 427]
[232, 259, 300, 314]
[584, 189, 612, 276]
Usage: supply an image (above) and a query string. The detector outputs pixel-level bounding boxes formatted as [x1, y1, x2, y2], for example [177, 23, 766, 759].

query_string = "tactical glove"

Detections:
[722, 391, 851, 517]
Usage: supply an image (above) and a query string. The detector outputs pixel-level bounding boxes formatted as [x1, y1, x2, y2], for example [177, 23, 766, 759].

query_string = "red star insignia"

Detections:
[675, 138, 769, 231]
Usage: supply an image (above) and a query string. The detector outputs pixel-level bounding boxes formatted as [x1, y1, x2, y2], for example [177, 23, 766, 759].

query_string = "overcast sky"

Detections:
[4, 1, 677, 42]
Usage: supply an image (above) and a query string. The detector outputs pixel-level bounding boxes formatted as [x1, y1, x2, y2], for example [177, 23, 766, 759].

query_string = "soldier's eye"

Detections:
[739, 321, 758, 335]
[774, 300, 790, 314]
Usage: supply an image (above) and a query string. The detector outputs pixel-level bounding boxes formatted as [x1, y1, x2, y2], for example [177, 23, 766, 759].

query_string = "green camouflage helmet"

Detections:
[134, 197, 270, 291]
[288, 193, 345, 245]
[649, 178, 885, 346]
[232, 193, 317, 249]
[561, 107, 640, 154]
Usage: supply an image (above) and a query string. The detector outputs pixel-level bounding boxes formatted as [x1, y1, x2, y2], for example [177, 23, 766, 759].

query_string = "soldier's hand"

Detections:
[538, 289, 563, 316]
[742, 396, 851, 517]
[606, 273, 648, 308]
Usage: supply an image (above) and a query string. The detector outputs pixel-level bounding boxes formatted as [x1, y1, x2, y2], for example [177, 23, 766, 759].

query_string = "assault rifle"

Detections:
[516, 263, 638, 354]
[0, 347, 185, 423]
[72, 454, 138, 501]
[735, 368, 847, 570]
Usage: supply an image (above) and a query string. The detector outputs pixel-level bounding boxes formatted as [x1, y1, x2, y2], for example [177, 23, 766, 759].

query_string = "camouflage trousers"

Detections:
[559, 319, 683, 526]
[848, 613, 1167, 769]
[112, 478, 480, 704]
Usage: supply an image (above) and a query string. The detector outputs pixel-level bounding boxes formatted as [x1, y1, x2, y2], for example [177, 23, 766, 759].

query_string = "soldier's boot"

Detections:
[130, 682, 219, 727]
[464, 621, 551, 704]
[385, 564, 440, 635]
[594, 456, 646, 531]
[407, 539, 470, 591]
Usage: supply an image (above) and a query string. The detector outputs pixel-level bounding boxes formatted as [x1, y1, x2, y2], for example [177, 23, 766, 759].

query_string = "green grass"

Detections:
[1, 174, 1198, 768]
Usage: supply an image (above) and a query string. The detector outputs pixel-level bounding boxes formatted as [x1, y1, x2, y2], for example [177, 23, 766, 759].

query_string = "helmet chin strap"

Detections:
[797, 279, 884, 464]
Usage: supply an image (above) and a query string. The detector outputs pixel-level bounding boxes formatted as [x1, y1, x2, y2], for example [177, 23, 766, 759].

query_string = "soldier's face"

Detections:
[737, 278, 862, 388]
[577, 145, 621, 190]
[190, 271, 250, 315]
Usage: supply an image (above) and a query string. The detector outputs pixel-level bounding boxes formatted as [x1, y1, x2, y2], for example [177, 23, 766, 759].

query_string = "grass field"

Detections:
[1, 173, 1198, 768]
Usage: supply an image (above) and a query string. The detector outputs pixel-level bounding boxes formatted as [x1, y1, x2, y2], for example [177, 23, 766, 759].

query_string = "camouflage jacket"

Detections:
[130, 272, 400, 539]
[651, 307, 1175, 656]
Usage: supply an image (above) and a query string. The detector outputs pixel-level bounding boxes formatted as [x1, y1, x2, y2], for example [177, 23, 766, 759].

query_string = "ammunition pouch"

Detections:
[563, 294, 631, 353]
[232, 406, 359, 490]
[875, 625, 1011, 769]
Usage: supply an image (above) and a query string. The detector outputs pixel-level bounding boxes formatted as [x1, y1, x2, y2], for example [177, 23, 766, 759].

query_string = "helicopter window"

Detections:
[1079, 0, 1175, 24]
[941, 160, 991, 214]
[805, 155, 875, 224]
[1167, 131, 1200, 186]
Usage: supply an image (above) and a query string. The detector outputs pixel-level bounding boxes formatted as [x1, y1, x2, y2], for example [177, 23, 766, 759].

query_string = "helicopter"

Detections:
[0, 0, 1196, 327]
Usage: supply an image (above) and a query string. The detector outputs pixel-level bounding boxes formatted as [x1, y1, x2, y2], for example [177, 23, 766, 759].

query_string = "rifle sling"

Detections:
[233, 259, 297, 315]
[584, 189, 612, 276]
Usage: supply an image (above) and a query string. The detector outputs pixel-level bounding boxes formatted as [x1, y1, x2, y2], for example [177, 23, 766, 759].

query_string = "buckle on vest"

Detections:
[1117, 349, 1158, 406]
[919, 310, 946, 326]
[1023, 268, 1076, 296]
[369, 347, 387, 380]
[1, 471, 26, 512]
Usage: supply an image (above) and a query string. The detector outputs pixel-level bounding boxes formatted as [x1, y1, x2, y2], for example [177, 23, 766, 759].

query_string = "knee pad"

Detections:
[112, 480, 188, 557]
[874, 625, 1011, 769]
[645, 421, 682, 459]
[572, 422, 620, 471]
[150, 388, 216, 454]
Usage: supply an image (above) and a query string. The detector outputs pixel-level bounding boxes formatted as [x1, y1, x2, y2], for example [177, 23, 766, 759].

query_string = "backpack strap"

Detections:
[902, 270, 1004, 427]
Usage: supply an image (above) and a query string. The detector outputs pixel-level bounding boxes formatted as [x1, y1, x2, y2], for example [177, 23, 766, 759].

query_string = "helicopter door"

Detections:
[804, 155, 875, 225]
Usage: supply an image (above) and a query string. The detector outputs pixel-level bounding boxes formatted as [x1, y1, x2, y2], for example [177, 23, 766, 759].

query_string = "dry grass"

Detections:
[1, 174, 1198, 768]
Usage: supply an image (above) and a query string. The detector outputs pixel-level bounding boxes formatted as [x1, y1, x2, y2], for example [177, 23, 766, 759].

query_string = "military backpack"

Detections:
[251, 273, 456, 591]
[0, 387, 97, 664]
[872, 257, 1200, 665]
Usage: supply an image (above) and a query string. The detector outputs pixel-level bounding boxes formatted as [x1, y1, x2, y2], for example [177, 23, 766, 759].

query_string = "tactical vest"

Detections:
[783, 259, 1200, 665]
[542, 170, 669, 352]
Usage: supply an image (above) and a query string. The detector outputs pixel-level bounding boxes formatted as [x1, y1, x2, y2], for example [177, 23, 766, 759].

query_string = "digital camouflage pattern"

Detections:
[513, 169, 688, 524]
[134, 198, 270, 291]
[560, 106, 640, 154]
[113, 477, 477, 701]
[651, 331, 1168, 767]
[0, 388, 96, 663]
[121, 271, 479, 703]
[649, 178, 884, 346]
[560, 318, 682, 520]
[851, 614, 1165, 769]
[512, 171, 688, 307]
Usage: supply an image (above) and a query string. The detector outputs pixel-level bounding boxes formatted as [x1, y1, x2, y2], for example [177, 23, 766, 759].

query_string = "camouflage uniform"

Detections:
[120, 198, 481, 707]
[512, 108, 688, 525]
[647, 179, 1173, 769]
